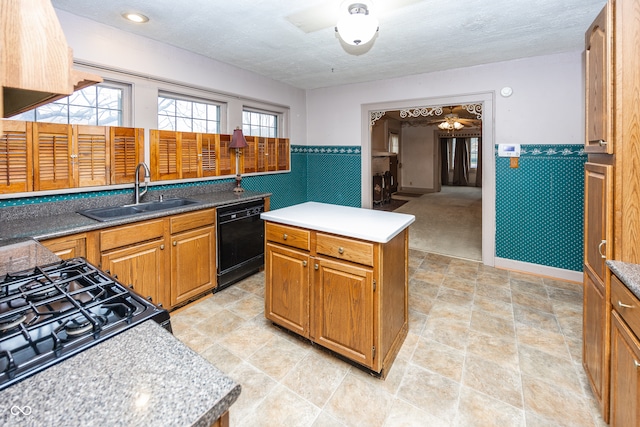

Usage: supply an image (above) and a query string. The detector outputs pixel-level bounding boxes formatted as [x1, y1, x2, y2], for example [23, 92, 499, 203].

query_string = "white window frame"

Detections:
[157, 92, 223, 133]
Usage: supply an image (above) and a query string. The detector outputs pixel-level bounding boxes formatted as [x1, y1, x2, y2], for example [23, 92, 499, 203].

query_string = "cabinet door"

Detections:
[584, 162, 613, 286]
[610, 311, 640, 427]
[311, 257, 374, 368]
[101, 239, 166, 307]
[150, 129, 179, 181]
[170, 225, 216, 307]
[584, 3, 612, 153]
[110, 127, 144, 184]
[584, 270, 608, 412]
[265, 243, 310, 337]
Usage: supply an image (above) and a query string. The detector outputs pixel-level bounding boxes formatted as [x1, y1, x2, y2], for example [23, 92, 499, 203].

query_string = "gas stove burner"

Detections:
[64, 314, 108, 338]
[0, 314, 26, 333]
[24, 282, 59, 302]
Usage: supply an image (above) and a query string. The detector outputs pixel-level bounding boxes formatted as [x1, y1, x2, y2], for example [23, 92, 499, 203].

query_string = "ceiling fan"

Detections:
[285, 0, 424, 33]
[427, 106, 482, 131]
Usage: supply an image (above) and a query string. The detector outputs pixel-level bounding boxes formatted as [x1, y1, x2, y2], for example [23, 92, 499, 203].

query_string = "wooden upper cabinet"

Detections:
[111, 126, 143, 184]
[585, 3, 613, 154]
[218, 133, 233, 176]
[0, 120, 32, 193]
[244, 135, 258, 174]
[74, 125, 109, 187]
[277, 138, 290, 171]
[33, 122, 74, 190]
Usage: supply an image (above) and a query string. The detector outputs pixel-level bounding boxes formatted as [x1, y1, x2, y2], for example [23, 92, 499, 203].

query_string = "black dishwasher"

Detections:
[216, 199, 265, 292]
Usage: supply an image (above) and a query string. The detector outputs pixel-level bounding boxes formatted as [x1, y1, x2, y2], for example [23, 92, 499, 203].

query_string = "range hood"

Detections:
[1, 0, 102, 118]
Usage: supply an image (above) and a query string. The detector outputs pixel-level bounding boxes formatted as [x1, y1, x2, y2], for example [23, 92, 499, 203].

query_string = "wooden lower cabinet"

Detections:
[584, 269, 609, 410]
[610, 274, 640, 426]
[101, 238, 167, 307]
[265, 221, 408, 376]
[610, 311, 640, 426]
[265, 243, 310, 337]
[40, 233, 86, 260]
[170, 225, 215, 306]
[311, 257, 374, 368]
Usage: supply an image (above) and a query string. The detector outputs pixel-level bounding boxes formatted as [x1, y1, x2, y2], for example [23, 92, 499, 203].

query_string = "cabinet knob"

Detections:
[598, 240, 606, 259]
[618, 301, 635, 309]
[160, 244, 165, 250]
[338, 247, 344, 254]
[173, 241, 177, 246]
[283, 234, 288, 240]
[302, 261, 307, 267]
[314, 263, 319, 270]
[635, 360, 640, 368]
[599, 139, 607, 146]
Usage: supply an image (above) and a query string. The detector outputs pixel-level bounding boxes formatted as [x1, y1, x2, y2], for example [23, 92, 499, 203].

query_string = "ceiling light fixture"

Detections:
[122, 12, 149, 23]
[335, 2, 379, 46]
[438, 119, 465, 132]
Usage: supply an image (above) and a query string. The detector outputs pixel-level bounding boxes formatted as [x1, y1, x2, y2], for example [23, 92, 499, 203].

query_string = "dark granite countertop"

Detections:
[0, 321, 240, 427]
[0, 190, 271, 244]
[607, 260, 640, 300]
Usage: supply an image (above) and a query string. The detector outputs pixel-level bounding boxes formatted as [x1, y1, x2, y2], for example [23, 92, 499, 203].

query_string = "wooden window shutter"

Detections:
[243, 135, 257, 174]
[150, 129, 179, 180]
[266, 137, 277, 171]
[180, 132, 200, 179]
[201, 133, 217, 177]
[277, 138, 290, 171]
[74, 125, 109, 187]
[257, 137, 267, 172]
[111, 127, 143, 184]
[217, 133, 232, 176]
[0, 120, 33, 193]
[33, 122, 73, 190]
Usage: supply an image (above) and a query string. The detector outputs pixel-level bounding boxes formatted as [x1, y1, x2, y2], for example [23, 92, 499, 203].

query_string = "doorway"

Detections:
[361, 93, 495, 266]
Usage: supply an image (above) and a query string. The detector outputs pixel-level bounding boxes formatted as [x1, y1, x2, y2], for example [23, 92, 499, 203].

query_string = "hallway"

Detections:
[393, 186, 482, 261]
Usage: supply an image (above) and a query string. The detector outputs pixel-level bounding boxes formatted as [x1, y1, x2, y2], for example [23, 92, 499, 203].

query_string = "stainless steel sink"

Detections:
[78, 198, 201, 222]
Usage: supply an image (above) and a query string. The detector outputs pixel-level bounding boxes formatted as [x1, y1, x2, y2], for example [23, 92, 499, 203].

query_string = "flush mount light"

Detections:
[335, 2, 379, 46]
[122, 12, 149, 23]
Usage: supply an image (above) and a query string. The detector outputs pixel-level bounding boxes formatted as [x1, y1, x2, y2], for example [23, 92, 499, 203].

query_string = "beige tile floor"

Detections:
[171, 250, 607, 427]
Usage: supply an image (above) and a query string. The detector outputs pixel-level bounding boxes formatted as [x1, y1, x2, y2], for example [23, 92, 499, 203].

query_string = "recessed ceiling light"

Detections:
[122, 12, 149, 23]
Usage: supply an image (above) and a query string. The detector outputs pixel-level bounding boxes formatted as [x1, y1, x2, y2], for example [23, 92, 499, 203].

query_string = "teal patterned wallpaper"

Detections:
[495, 145, 586, 272]
[303, 146, 361, 208]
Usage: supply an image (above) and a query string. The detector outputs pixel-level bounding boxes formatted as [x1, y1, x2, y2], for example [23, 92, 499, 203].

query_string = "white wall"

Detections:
[55, 10, 307, 145]
[306, 51, 584, 148]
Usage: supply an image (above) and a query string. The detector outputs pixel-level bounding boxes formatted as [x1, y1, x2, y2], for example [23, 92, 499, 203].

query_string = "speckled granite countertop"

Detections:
[607, 260, 640, 300]
[0, 190, 270, 244]
[0, 320, 240, 427]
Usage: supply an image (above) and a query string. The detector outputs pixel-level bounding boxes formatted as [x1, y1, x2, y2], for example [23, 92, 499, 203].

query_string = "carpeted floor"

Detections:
[393, 186, 482, 261]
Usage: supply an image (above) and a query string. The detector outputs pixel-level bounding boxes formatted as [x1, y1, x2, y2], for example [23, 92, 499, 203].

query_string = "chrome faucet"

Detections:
[134, 162, 150, 204]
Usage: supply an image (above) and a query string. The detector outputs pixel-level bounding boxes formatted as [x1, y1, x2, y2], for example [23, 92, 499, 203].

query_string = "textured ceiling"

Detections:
[51, 0, 606, 90]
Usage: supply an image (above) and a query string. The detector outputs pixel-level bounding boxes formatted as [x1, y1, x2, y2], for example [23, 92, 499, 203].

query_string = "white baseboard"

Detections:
[494, 257, 582, 284]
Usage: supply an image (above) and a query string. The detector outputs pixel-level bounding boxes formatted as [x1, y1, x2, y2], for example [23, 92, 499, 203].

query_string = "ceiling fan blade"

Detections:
[286, 0, 425, 33]
[285, 4, 339, 33]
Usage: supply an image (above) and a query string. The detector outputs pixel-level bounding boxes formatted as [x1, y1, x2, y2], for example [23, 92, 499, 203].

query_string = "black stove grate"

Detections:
[0, 258, 170, 390]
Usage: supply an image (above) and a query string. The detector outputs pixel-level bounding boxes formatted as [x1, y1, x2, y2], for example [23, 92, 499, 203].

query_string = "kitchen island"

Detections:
[261, 202, 415, 377]
[0, 240, 240, 427]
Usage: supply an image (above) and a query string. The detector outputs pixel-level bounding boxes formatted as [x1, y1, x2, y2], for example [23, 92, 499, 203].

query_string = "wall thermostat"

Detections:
[498, 144, 520, 157]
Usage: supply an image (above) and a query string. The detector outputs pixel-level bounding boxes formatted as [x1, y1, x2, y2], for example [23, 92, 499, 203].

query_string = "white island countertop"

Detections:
[261, 202, 415, 243]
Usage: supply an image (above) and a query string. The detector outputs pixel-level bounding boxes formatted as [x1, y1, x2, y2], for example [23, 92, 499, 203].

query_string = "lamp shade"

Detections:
[336, 4, 379, 45]
[229, 127, 248, 149]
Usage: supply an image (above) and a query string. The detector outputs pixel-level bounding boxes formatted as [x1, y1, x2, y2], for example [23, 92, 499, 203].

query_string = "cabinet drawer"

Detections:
[266, 222, 310, 251]
[612, 274, 640, 336]
[100, 219, 164, 251]
[316, 233, 374, 267]
[170, 208, 215, 234]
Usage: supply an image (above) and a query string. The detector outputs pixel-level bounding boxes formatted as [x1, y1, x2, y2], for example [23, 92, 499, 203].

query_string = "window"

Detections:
[242, 109, 278, 137]
[10, 83, 127, 126]
[388, 132, 399, 154]
[157, 94, 220, 133]
[469, 137, 479, 169]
